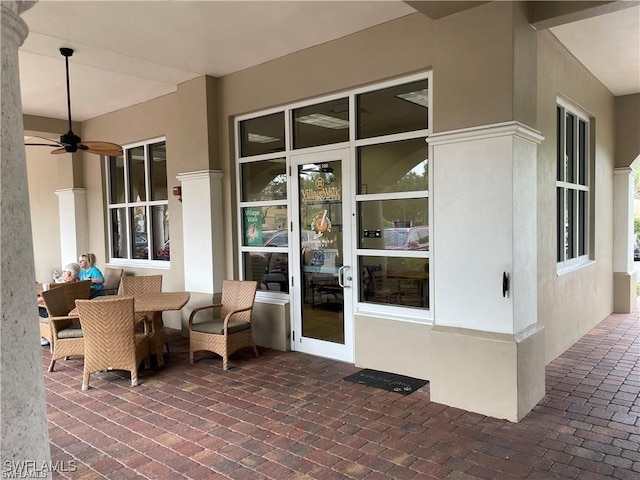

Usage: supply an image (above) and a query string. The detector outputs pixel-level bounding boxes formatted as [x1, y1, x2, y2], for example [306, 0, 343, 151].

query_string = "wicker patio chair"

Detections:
[188, 280, 258, 370]
[121, 275, 167, 366]
[42, 280, 92, 372]
[38, 282, 64, 348]
[103, 267, 124, 295]
[75, 296, 151, 390]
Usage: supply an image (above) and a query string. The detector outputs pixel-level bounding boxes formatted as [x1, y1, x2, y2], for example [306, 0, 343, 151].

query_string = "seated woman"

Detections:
[38, 262, 80, 346]
[78, 252, 106, 299]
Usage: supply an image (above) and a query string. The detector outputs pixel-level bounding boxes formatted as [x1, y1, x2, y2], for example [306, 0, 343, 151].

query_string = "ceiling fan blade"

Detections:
[79, 141, 123, 156]
[24, 135, 63, 147]
[51, 148, 68, 155]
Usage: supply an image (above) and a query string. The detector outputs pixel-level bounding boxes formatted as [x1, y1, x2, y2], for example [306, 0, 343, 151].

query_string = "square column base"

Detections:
[614, 271, 638, 314]
[427, 323, 545, 422]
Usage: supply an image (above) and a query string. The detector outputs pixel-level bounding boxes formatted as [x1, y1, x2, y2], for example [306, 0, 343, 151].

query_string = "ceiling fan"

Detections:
[25, 48, 123, 157]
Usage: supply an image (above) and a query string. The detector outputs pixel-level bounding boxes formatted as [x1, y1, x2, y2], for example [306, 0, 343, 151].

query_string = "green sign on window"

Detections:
[244, 208, 263, 246]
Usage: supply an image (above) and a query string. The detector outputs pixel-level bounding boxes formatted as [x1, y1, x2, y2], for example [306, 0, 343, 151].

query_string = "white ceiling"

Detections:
[18, 1, 640, 124]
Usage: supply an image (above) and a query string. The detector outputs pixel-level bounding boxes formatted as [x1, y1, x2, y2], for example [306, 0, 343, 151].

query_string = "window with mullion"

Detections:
[107, 138, 169, 263]
[556, 102, 590, 268]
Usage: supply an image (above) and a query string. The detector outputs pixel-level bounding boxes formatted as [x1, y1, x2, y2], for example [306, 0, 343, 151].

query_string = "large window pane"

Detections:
[565, 112, 575, 183]
[110, 208, 128, 259]
[241, 159, 287, 202]
[556, 106, 564, 182]
[108, 156, 126, 203]
[358, 139, 428, 194]
[131, 206, 148, 260]
[293, 98, 349, 149]
[243, 252, 289, 293]
[357, 79, 428, 139]
[150, 141, 168, 201]
[578, 120, 588, 186]
[239, 112, 285, 157]
[359, 256, 428, 308]
[359, 198, 428, 250]
[128, 146, 146, 202]
[242, 206, 288, 247]
[151, 205, 170, 261]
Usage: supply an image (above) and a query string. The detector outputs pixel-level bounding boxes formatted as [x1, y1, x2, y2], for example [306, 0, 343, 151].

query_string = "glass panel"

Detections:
[151, 205, 170, 261]
[357, 79, 428, 139]
[241, 206, 288, 246]
[128, 146, 146, 202]
[359, 256, 429, 309]
[293, 98, 349, 149]
[241, 159, 287, 202]
[239, 112, 285, 157]
[578, 120, 588, 186]
[358, 139, 428, 194]
[556, 106, 564, 182]
[299, 160, 344, 344]
[110, 208, 128, 259]
[243, 252, 289, 293]
[131, 206, 149, 260]
[556, 187, 564, 262]
[565, 112, 575, 184]
[579, 190, 587, 256]
[108, 155, 126, 204]
[565, 190, 575, 260]
[150, 141, 168, 201]
[359, 198, 428, 250]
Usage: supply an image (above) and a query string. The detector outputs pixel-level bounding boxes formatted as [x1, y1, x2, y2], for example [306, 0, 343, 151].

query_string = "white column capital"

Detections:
[614, 167, 635, 176]
[55, 187, 87, 197]
[428, 121, 544, 146]
[177, 169, 223, 182]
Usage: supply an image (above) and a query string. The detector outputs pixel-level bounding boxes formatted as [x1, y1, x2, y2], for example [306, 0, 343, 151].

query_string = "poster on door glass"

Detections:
[243, 207, 263, 246]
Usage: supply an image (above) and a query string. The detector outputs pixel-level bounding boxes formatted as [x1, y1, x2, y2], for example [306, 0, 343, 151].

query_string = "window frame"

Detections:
[556, 98, 591, 274]
[235, 72, 432, 321]
[105, 136, 170, 269]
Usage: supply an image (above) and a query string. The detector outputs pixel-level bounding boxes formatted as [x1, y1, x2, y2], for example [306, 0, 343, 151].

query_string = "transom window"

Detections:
[106, 138, 170, 265]
[556, 99, 590, 271]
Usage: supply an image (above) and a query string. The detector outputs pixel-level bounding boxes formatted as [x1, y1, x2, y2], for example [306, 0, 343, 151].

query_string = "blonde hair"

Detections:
[80, 253, 97, 267]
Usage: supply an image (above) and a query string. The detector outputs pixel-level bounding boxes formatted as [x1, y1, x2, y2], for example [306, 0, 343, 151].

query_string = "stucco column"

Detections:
[1, 0, 53, 475]
[176, 170, 225, 294]
[55, 188, 88, 265]
[612, 167, 637, 313]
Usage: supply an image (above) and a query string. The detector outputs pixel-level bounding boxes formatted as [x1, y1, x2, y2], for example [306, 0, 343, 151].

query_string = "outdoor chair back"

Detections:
[122, 274, 167, 365]
[103, 267, 124, 295]
[41, 280, 92, 372]
[75, 296, 151, 390]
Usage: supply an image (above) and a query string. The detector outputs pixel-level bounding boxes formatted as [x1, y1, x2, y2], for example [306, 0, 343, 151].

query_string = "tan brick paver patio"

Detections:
[42, 307, 639, 479]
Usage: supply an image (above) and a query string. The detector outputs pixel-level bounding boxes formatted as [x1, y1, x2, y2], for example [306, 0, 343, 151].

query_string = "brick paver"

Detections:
[38, 306, 638, 479]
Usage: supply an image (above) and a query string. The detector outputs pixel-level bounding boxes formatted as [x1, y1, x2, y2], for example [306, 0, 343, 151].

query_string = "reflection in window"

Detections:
[239, 112, 285, 157]
[242, 159, 287, 202]
[358, 139, 428, 194]
[107, 138, 170, 262]
[241, 205, 288, 247]
[357, 79, 429, 139]
[359, 199, 428, 250]
[359, 256, 429, 309]
[293, 98, 349, 149]
[243, 252, 289, 293]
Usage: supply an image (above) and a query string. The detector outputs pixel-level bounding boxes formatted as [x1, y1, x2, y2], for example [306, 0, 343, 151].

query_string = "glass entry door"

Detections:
[291, 149, 353, 362]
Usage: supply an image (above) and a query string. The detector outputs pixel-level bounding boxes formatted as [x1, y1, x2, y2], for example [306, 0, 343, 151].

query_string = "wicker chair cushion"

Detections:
[39, 317, 49, 325]
[57, 325, 84, 339]
[191, 320, 251, 335]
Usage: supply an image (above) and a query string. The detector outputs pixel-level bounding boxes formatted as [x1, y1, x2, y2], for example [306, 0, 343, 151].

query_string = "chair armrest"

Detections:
[188, 303, 223, 327]
[49, 315, 79, 335]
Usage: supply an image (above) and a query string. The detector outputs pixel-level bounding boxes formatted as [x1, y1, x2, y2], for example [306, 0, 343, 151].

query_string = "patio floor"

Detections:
[43, 307, 639, 479]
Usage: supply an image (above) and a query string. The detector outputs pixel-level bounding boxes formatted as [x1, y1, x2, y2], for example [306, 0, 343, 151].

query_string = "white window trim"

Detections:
[556, 98, 591, 275]
[105, 136, 170, 267]
[235, 72, 433, 323]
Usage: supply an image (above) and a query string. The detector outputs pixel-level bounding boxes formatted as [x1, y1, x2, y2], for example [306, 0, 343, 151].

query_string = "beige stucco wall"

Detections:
[537, 30, 615, 363]
[615, 94, 640, 168]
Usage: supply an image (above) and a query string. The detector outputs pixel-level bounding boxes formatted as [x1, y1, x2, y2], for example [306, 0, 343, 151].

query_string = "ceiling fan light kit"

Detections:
[24, 47, 123, 157]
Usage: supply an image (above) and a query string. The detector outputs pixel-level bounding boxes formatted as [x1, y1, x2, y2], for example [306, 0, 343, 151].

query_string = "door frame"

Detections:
[289, 147, 354, 362]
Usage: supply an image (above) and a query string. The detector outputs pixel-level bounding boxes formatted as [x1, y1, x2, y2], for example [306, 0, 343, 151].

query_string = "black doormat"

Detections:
[344, 369, 428, 395]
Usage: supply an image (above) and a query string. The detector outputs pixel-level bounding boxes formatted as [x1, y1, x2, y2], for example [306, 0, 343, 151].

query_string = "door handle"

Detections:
[502, 271, 509, 298]
[338, 266, 351, 288]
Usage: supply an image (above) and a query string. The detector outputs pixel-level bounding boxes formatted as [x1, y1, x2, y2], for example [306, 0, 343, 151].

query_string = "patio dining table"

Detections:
[70, 291, 190, 367]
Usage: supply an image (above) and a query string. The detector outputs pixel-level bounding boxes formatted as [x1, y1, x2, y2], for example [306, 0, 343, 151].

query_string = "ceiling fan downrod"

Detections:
[59, 47, 75, 141]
